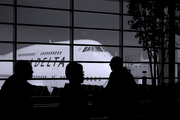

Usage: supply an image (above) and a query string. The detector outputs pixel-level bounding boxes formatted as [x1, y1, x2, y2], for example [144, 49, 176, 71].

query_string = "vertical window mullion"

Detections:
[13, 0, 17, 74]
[70, 0, 74, 62]
[120, 0, 123, 59]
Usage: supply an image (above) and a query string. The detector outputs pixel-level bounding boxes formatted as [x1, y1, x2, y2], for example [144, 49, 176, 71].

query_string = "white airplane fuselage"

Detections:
[0, 40, 113, 92]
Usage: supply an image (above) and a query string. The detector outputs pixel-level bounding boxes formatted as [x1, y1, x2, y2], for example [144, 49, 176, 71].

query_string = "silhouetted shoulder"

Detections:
[0, 60, 34, 119]
[1, 75, 16, 95]
[122, 67, 134, 79]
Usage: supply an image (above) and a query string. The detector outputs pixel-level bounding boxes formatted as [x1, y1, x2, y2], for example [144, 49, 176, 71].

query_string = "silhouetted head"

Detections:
[110, 56, 123, 71]
[14, 60, 33, 80]
[65, 62, 84, 84]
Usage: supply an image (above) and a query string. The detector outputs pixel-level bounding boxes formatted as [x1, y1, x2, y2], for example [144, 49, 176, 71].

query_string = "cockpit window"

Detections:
[82, 46, 104, 52]
[95, 46, 103, 52]
[82, 47, 89, 52]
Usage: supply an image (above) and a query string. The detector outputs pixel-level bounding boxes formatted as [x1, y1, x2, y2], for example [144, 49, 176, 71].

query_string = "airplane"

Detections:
[0, 39, 113, 92]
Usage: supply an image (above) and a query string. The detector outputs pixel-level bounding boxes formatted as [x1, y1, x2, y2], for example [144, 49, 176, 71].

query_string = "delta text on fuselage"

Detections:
[31, 57, 65, 68]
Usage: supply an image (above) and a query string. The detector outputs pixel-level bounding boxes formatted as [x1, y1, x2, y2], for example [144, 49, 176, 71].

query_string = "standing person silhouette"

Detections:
[59, 62, 89, 120]
[104, 56, 137, 120]
[0, 60, 34, 119]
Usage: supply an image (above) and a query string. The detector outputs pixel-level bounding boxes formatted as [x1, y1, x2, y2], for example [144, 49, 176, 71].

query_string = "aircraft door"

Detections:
[51, 68, 58, 87]
[52, 68, 58, 78]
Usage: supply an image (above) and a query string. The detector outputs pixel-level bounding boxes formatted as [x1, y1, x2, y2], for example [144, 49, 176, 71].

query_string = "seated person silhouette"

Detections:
[104, 57, 137, 120]
[59, 62, 89, 120]
[0, 60, 34, 119]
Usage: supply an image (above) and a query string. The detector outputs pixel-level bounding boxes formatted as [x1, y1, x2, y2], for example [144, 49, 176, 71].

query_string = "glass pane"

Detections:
[0, 6, 13, 23]
[164, 63, 169, 78]
[17, 0, 69, 9]
[0, 43, 13, 60]
[123, 1, 129, 14]
[0, 62, 13, 80]
[124, 47, 162, 62]
[123, 32, 141, 46]
[0, 25, 13, 41]
[28, 61, 69, 91]
[74, 29, 119, 46]
[123, 47, 149, 62]
[17, 43, 70, 62]
[79, 63, 111, 78]
[29, 61, 68, 78]
[176, 64, 180, 82]
[0, 80, 5, 89]
[0, 63, 12, 89]
[74, 0, 119, 13]
[176, 49, 180, 63]
[74, 45, 119, 61]
[17, 26, 69, 43]
[135, 79, 157, 85]
[74, 12, 120, 29]
[83, 78, 108, 87]
[128, 62, 151, 78]
[163, 79, 169, 83]
[17, 8, 70, 26]
[123, 15, 134, 30]
[176, 35, 180, 48]
[0, 0, 13, 4]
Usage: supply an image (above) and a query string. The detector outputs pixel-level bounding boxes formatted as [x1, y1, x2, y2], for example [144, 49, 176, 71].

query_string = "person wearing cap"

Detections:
[104, 56, 138, 120]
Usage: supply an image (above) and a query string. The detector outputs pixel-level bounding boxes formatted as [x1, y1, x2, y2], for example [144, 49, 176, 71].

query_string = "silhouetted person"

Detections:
[104, 57, 137, 120]
[0, 60, 34, 119]
[59, 62, 89, 120]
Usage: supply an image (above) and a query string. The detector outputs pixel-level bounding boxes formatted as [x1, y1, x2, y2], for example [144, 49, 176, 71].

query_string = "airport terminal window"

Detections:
[0, 0, 176, 88]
